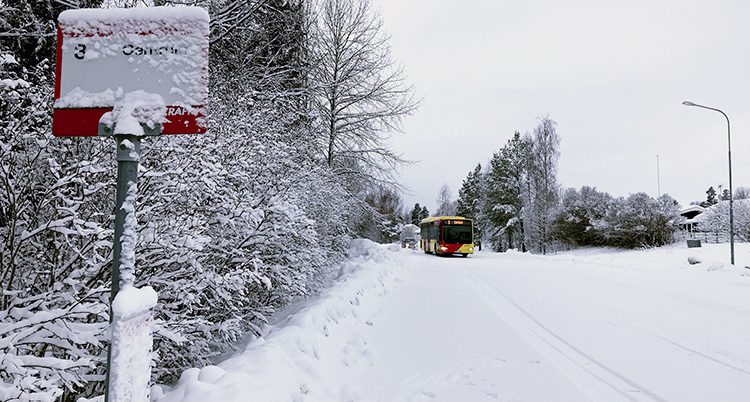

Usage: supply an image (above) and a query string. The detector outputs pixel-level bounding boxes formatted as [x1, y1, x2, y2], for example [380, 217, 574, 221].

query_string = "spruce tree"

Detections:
[410, 203, 422, 225]
[419, 206, 430, 221]
[707, 186, 718, 204]
[456, 164, 482, 221]
[481, 131, 530, 251]
[721, 189, 731, 201]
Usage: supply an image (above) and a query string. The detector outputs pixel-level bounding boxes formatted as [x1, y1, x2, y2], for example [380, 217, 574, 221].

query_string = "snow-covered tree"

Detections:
[419, 206, 429, 221]
[0, 0, 417, 398]
[0, 1, 356, 399]
[701, 186, 718, 207]
[479, 131, 529, 251]
[600, 193, 680, 248]
[311, 0, 417, 186]
[697, 199, 750, 242]
[0, 42, 113, 400]
[435, 184, 456, 216]
[735, 186, 750, 200]
[551, 186, 612, 247]
[523, 117, 561, 254]
[357, 187, 404, 243]
[456, 163, 482, 222]
[410, 203, 423, 225]
[721, 188, 731, 201]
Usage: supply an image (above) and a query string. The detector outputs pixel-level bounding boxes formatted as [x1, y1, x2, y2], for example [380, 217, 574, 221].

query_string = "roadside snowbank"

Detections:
[547, 242, 750, 277]
[153, 239, 403, 402]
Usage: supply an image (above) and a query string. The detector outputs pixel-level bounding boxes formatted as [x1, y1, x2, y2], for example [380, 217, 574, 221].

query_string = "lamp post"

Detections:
[682, 101, 734, 265]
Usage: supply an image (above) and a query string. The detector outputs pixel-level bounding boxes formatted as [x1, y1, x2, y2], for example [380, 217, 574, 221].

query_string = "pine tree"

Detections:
[721, 189, 731, 201]
[419, 206, 430, 221]
[480, 131, 530, 251]
[702, 186, 718, 207]
[456, 164, 482, 221]
[410, 203, 422, 224]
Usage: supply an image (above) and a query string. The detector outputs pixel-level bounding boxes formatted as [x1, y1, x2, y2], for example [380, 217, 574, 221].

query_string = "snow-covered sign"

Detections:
[53, 7, 209, 136]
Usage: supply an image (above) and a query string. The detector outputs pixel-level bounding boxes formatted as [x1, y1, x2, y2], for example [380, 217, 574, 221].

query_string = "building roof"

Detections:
[693, 199, 750, 223]
[680, 205, 705, 216]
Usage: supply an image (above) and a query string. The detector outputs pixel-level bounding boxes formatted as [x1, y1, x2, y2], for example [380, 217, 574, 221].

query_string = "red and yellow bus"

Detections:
[419, 216, 475, 257]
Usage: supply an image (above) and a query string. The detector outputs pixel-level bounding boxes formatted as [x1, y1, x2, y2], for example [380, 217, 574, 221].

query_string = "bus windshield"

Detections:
[442, 225, 472, 244]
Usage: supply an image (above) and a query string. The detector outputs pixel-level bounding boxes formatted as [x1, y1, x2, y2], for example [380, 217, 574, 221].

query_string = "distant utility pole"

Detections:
[656, 154, 661, 197]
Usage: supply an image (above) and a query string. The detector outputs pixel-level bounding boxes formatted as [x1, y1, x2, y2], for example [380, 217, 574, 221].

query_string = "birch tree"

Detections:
[435, 184, 456, 216]
[735, 186, 750, 200]
[312, 0, 417, 185]
[523, 117, 561, 254]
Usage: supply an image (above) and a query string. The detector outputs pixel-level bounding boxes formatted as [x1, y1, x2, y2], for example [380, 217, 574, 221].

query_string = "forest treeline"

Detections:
[450, 119, 750, 252]
[451, 118, 681, 252]
[0, 0, 415, 400]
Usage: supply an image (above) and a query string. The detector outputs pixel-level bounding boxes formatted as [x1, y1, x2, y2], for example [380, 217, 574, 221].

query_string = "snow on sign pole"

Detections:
[53, 7, 209, 402]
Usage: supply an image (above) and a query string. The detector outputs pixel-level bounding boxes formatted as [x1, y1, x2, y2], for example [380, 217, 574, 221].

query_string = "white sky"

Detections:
[375, 0, 750, 213]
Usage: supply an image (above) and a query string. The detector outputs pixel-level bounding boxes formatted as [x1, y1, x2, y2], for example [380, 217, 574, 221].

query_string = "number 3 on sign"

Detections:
[74, 44, 86, 60]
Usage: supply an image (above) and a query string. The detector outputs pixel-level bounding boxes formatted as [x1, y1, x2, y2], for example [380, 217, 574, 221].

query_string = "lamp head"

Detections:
[682, 101, 696, 107]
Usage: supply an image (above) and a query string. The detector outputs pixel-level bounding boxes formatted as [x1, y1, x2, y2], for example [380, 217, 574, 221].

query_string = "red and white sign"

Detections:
[53, 7, 209, 136]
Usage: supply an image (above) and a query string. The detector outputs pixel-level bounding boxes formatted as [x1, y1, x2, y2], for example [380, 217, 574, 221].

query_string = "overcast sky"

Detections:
[374, 0, 750, 213]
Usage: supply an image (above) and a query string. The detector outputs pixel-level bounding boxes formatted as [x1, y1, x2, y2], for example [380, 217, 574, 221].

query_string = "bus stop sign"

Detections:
[53, 7, 209, 136]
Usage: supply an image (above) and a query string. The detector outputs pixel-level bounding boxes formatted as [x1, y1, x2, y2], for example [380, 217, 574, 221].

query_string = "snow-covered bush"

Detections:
[0, 0, 408, 398]
[599, 193, 680, 249]
[551, 186, 611, 247]
[695, 199, 750, 242]
[552, 189, 680, 249]
[0, 45, 113, 400]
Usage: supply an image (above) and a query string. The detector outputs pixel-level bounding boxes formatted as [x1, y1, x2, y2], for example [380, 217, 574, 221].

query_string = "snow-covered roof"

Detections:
[693, 199, 750, 223]
[680, 205, 705, 215]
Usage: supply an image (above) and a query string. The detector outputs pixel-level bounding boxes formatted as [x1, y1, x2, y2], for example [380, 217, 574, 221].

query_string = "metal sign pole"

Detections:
[104, 134, 141, 402]
[54, 8, 209, 400]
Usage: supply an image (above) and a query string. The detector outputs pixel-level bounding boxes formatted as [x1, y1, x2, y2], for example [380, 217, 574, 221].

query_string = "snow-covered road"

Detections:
[157, 242, 750, 402]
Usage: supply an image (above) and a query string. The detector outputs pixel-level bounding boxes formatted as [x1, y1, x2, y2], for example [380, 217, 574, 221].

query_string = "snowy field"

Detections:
[154, 240, 750, 402]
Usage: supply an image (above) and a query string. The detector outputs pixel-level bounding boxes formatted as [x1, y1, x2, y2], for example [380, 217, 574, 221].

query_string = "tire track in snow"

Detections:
[490, 263, 750, 378]
[464, 269, 669, 402]
[539, 280, 750, 378]
[644, 330, 750, 376]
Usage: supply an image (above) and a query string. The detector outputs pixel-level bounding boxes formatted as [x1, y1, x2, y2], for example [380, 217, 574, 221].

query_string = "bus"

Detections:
[419, 216, 475, 257]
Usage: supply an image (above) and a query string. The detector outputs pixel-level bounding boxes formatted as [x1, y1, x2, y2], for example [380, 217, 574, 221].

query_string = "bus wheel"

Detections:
[461, 253, 468, 258]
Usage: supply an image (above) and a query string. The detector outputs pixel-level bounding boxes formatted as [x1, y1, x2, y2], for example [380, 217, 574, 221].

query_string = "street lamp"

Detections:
[682, 100, 734, 265]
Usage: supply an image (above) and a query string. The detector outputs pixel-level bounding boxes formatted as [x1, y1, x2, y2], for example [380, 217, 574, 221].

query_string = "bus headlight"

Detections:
[440, 246, 448, 251]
